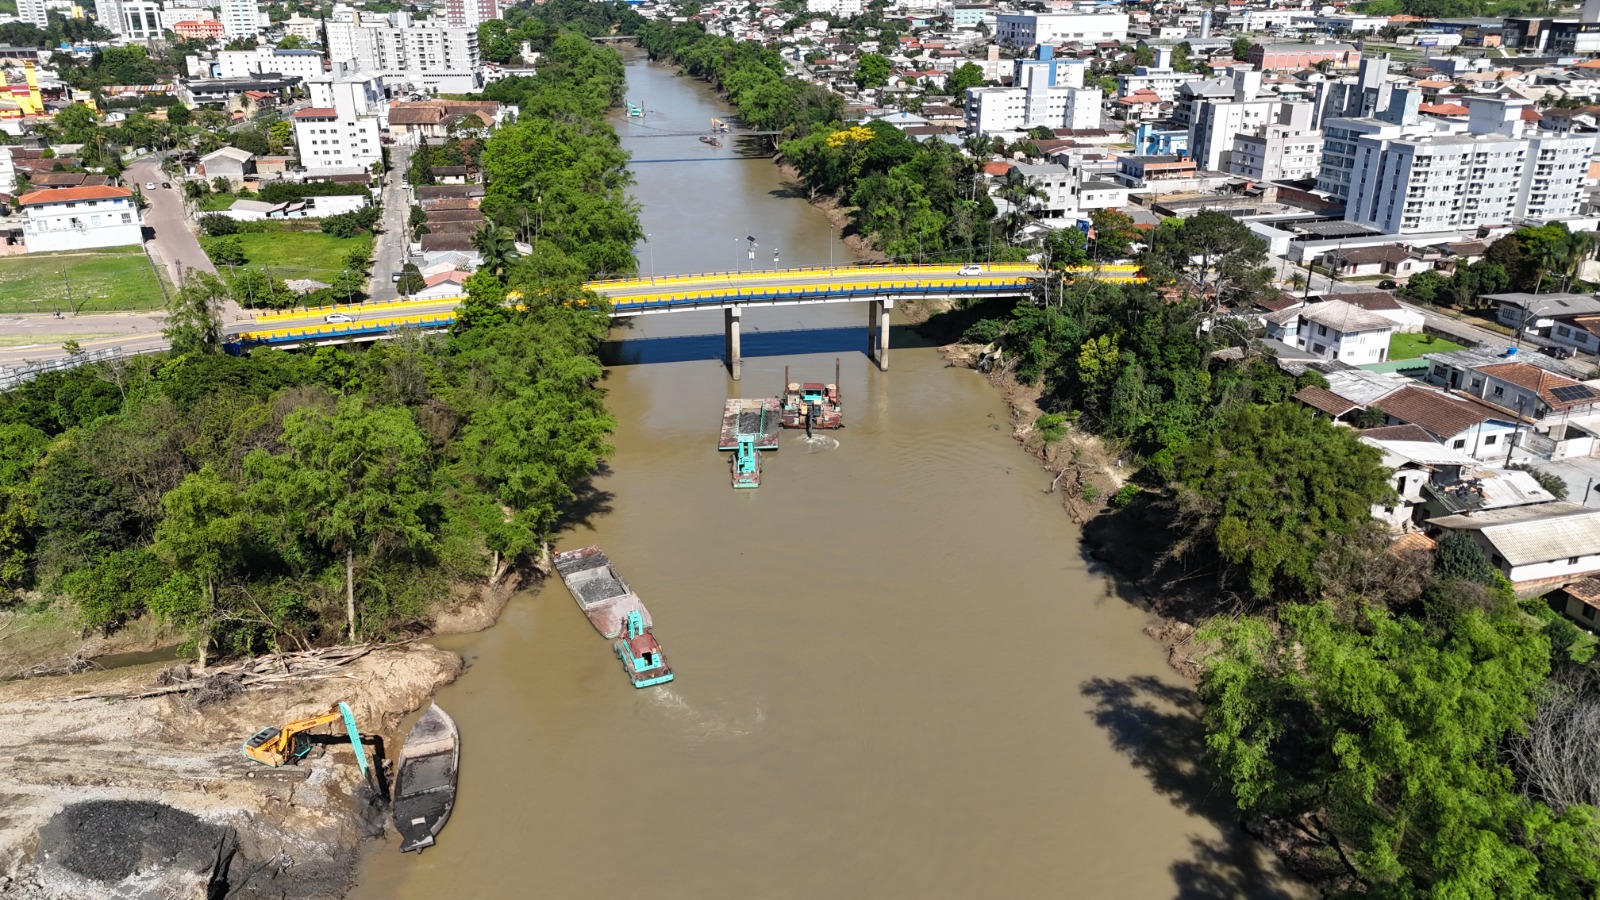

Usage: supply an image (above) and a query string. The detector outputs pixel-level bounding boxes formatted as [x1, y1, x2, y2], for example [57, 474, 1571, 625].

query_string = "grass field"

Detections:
[1389, 332, 1465, 360]
[0, 246, 169, 314]
[198, 193, 240, 212]
[205, 230, 373, 283]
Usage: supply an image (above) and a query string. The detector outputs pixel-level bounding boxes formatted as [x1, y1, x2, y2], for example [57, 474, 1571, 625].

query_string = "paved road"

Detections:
[0, 312, 168, 369]
[126, 157, 217, 288]
[370, 146, 413, 302]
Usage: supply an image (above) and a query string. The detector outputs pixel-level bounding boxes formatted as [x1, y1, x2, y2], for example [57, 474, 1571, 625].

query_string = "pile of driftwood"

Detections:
[65, 644, 379, 704]
[10, 653, 99, 681]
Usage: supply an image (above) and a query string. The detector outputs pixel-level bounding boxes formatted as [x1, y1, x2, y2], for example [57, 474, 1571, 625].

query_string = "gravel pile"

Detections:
[37, 800, 226, 885]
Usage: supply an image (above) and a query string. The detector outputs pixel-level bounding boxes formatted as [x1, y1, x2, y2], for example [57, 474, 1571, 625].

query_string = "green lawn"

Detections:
[205, 230, 373, 283]
[198, 193, 241, 212]
[1389, 332, 1465, 361]
[0, 246, 169, 314]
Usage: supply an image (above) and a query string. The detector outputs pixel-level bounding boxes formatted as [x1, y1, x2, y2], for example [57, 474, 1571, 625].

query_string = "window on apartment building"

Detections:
[1452, 439, 1466, 449]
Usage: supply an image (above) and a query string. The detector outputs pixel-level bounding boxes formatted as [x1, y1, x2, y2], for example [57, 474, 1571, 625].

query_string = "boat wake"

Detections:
[645, 689, 767, 741]
[800, 436, 839, 453]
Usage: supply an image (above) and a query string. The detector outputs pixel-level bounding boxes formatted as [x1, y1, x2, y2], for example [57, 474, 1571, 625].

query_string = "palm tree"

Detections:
[472, 222, 519, 278]
[960, 132, 991, 201]
[1561, 232, 1595, 292]
[998, 169, 1046, 242]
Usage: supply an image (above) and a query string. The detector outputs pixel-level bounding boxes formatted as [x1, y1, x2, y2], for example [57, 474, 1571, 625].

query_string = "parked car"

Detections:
[161, 182, 171, 189]
[325, 313, 354, 324]
[143, 182, 155, 190]
[1539, 344, 1575, 360]
[390, 271, 402, 283]
[1377, 279, 1397, 290]
[958, 264, 984, 276]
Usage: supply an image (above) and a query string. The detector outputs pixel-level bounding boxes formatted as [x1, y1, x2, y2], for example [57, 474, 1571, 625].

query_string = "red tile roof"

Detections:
[1419, 102, 1470, 116]
[1474, 362, 1597, 410]
[17, 185, 131, 205]
[1361, 423, 1438, 443]
[1373, 386, 1499, 438]
[292, 107, 337, 119]
[1295, 385, 1360, 417]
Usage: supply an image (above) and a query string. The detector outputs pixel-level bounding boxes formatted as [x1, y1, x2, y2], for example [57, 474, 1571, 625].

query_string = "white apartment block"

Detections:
[445, 0, 499, 29]
[1233, 8, 1299, 31]
[218, 48, 324, 80]
[17, 0, 47, 28]
[1230, 124, 1324, 182]
[994, 11, 1128, 47]
[327, 13, 481, 94]
[293, 70, 386, 170]
[966, 85, 1101, 134]
[807, 0, 863, 13]
[1009, 160, 1129, 220]
[18, 186, 142, 253]
[220, 0, 260, 38]
[1116, 67, 1202, 103]
[1317, 116, 1409, 201]
[1344, 133, 1589, 234]
[99, 0, 161, 40]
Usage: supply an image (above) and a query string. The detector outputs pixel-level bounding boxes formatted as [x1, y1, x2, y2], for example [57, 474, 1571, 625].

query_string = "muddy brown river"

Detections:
[350, 53, 1306, 899]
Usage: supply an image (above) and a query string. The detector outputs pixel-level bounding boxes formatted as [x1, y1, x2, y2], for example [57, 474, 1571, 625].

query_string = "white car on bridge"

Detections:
[958, 264, 984, 276]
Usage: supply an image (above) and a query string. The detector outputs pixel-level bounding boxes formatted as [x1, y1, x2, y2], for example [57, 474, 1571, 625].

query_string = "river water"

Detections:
[350, 53, 1305, 899]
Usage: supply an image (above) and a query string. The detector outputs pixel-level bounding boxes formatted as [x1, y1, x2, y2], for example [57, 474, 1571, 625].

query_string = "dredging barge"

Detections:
[553, 546, 654, 640]
[780, 360, 843, 431]
[719, 398, 781, 451]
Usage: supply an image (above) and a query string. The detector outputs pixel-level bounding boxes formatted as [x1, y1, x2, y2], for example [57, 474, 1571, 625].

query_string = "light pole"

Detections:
[1516, 303, 1552, 351]
[645, 232, 655, 283]
[746, 235, 757, 270]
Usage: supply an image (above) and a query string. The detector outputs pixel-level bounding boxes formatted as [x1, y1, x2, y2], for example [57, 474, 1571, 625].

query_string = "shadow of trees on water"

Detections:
[1080, 675, 1307, 900]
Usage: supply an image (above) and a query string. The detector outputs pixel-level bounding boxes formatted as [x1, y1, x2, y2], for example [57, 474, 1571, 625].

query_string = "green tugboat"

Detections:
[614, 609, 673, 688]
[731, 433, 761, 488]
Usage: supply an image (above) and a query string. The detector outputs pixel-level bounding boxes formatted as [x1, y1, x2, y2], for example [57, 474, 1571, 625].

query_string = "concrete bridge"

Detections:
[224, 263, 1145, 376]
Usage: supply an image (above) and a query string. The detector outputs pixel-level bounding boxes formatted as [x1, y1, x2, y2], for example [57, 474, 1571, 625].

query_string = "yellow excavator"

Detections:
[242, 701, 367, 772]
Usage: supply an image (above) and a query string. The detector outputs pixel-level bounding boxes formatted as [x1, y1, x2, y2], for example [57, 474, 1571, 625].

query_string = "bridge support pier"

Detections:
[867, 298, 893, 371]
[724, 305, 742, 381]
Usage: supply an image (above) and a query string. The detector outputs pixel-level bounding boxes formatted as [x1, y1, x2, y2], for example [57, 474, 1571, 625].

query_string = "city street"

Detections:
[370, 146, 413, 302]
[126, 156, 218, 289]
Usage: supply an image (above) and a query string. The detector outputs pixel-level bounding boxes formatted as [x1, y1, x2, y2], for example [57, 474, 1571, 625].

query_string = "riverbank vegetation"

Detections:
[0, 32, 633, 668]
[943, 207, 1600, 893]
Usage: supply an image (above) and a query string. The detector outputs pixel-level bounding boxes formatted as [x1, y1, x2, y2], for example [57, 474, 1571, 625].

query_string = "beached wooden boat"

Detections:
[393, 703, 458, 854]
[553, 546, 654, 639]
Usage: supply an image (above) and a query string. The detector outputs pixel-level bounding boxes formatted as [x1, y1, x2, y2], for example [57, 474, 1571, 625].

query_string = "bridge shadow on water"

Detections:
[1078, 674, 1310, 899]
[599, 323, 932, 368]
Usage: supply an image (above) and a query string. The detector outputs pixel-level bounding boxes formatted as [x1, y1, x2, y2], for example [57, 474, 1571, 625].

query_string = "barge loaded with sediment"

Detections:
[393, 703, 459, 853]
[719, 398, 781, 451]
[780, 360, 843, 431]
[554, 546, 655, 639]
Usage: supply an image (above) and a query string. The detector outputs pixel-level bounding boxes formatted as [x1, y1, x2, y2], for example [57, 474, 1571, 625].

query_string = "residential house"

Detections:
[1359, 428, 1482, 530]
[1488, 292, 1600, 336]
[1323, 245, 1439, 279]
[1272, 298, 1397, 364]
[1551, 577, 1600, 630]
[17, 185, 141, 253]
[1330, 290, 1426, 333]
[1426, 502, 1600, 595]
[1371, 384, 1518, 461]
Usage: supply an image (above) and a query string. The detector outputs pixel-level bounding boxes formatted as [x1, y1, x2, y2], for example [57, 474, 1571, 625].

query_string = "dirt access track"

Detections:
[0, 644, 461, 899]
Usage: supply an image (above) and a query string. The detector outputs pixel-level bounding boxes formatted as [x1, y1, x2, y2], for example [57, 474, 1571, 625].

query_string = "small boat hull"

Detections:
[393, 704, 459, 854]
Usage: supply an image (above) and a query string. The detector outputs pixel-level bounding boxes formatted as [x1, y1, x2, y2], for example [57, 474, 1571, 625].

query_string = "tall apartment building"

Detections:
[1340, 97, 1590, 234]
[292, 68, 386, 170]
[95, 0, 162, 39]
[446, 0, 499, 29]
[327, 12, 481, 94]
[1229, 122, 1324, 182]
[994, 11, 1128, 47]
[16, 0, 47, 29]
[220, 0, 261, 39]
[964, 44, 1100, 134]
